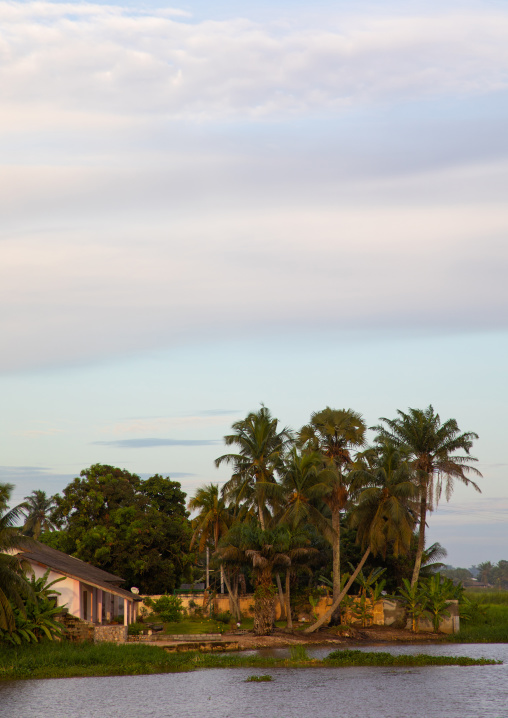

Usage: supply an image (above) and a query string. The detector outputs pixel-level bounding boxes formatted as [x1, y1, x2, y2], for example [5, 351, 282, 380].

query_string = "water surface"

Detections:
[1, 643, 506, 718]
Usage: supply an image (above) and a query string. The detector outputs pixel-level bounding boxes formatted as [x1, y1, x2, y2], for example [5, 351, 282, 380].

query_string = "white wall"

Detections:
[28, 561, 80, 616]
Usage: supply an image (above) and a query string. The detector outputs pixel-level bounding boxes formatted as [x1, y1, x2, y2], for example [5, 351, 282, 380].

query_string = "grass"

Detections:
[463, 591, 508, 605]
[144, 617, 290, 634]
[324, 649, 500, 667]
[0, 642, 500, 681]
[451, 603, 508, 643]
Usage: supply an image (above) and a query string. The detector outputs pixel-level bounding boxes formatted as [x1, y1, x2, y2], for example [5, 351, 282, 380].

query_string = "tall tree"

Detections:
[51, 466, 193, 593]
[218, 523, 316, 635]
[188, 483, 233, 594]
[216, 406, 292, 530]
[299, 407, 366, 607]
[375, 406, 481, 586]
[0, 484, 34, 633]
[21, 490, 59, 539]
[188, 484, 232, 552]
[305, 450, 417, 632]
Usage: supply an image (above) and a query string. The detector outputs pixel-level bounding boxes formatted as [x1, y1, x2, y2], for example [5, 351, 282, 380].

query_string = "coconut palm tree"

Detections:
[188, 484, 232, 553]
[374, 406, 481, 586]
[188, 483, 233, 594]
[215, 406, 292, 530]
[20, 490, 59, 539]
[305, 451, 417, 633]
[279, 448, 333, 540]
[298, 407, 366, 607]
[0, 484, 34, 632]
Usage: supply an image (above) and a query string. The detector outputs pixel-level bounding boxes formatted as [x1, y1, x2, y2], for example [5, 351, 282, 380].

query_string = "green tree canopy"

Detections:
[50, 465, 193, 594]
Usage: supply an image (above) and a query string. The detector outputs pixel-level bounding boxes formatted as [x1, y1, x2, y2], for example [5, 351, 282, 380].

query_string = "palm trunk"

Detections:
[411, 491, 428, 587]
[258, 498, 265, 530]
[304, 547, 371, 633]
[222, 568, 240, 621]
[285, 569, 293, 629]
[253, 570, 275, 636]
[332, 508, 341, 601]
[330, 507, 341, 623]
[276, 573, 286, 621]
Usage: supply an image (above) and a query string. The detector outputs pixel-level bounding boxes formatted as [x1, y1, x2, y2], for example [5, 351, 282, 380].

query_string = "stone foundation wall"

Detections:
[94, 624, 128, 643]
[55, 612, 94, 642]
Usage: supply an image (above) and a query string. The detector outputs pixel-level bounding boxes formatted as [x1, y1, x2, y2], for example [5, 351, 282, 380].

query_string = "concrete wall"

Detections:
[28, 561, 80, 616]
[382, 598, 459, 633]
[142, 593, 459, 633]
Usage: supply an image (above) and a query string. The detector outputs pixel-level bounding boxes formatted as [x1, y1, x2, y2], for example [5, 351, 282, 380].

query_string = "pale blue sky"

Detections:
[1, 0, 507, 568]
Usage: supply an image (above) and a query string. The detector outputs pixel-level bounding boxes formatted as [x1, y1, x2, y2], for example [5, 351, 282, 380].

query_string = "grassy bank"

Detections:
[0, 643, 500, 681]
[451, 601, 508, 643]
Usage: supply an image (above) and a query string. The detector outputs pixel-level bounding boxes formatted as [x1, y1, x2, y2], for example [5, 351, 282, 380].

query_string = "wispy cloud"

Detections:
[1, 4, 508, 124]
[101, 414, 240, 435]
[92, 438, 220, 448]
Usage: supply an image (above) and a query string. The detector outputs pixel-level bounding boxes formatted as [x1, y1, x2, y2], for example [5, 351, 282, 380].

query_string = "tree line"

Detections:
[1, 403, 484, 639]
[190, 404, 481, 634]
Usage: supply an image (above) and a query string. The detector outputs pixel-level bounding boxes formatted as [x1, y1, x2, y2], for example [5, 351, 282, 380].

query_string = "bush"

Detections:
[214, 611, 233, 625]
[148, 595, 183, 623]
[127, 622, 145, 636]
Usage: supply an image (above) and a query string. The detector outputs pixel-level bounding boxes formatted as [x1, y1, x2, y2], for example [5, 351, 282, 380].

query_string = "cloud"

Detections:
[101, 414, 240, 435]
[1, 2, 507, 374]
[429, 497, 508, 526]
[92, 438, 220, 448]
[0, 3, 508, 124]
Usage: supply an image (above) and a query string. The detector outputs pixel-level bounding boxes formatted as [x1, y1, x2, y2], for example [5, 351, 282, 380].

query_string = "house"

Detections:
[16, 541, 140, 628]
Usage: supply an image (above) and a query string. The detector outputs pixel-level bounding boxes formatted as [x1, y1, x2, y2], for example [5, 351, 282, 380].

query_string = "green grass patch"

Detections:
[324, 649, 500, 667]
[464, 591, 508, 605]
[452, 603, 508, 643]
[0, 642, 500, 681]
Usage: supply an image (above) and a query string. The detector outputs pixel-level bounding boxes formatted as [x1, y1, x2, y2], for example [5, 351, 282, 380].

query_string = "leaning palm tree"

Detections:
[20, 490, 58, 539]
[0, 484, 34, 632]
[375, 406, 481, 586]
[305, 452, 418, 633]
[298, 407, 366, 607]
[215, 406, 292, 530]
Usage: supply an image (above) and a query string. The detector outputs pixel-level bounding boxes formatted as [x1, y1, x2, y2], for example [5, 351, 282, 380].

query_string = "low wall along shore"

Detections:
[142, 593, 460, 634]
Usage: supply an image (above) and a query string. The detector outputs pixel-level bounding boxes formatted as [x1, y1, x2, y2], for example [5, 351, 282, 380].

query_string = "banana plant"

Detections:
[397, 578, 429, 633]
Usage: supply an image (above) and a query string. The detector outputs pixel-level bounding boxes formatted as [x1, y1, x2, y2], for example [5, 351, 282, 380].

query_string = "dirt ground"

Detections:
[227, 625, 446, 650]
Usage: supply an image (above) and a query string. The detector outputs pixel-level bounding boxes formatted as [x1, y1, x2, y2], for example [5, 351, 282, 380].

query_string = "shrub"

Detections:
[214, 611, 233, 625]
[149, 595, 183, 623]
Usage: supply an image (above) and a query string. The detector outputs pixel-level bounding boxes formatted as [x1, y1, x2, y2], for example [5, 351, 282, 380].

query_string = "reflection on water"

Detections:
[0, 644, 507, 718]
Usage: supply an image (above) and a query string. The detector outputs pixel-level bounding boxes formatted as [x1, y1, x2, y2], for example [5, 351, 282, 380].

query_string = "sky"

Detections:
[1, 0, 507, 568]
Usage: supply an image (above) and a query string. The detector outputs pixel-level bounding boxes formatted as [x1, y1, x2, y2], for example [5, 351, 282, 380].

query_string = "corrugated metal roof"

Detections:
[20, 541, 140, 600]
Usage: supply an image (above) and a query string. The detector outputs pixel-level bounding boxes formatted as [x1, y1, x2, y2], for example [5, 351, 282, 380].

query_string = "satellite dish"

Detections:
[131, 587, 139, 594]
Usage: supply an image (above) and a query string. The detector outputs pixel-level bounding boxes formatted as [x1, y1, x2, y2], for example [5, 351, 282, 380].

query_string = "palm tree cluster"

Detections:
[188, 404, 481, 635]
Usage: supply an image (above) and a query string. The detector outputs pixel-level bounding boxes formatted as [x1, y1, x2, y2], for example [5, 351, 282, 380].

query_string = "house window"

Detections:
[83, 590, 88, 620]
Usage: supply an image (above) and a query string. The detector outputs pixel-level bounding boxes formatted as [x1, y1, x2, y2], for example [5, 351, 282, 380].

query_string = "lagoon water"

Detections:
[1, 643, 507, 718]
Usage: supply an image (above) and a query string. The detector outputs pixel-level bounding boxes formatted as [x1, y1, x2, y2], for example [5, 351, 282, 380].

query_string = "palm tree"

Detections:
[279, 448, 333, 540]
[188, 484, 232, 553]
[305, 449, 417, 632]
[215, 406, 292, 530]
[20, 490, 58, 539]
[218, 523, 316, 635]
[298, 407, 366, 607]
[375, 406, 481, 586]
[0, 484, 34, 632]
[188, 483, 232, 594]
